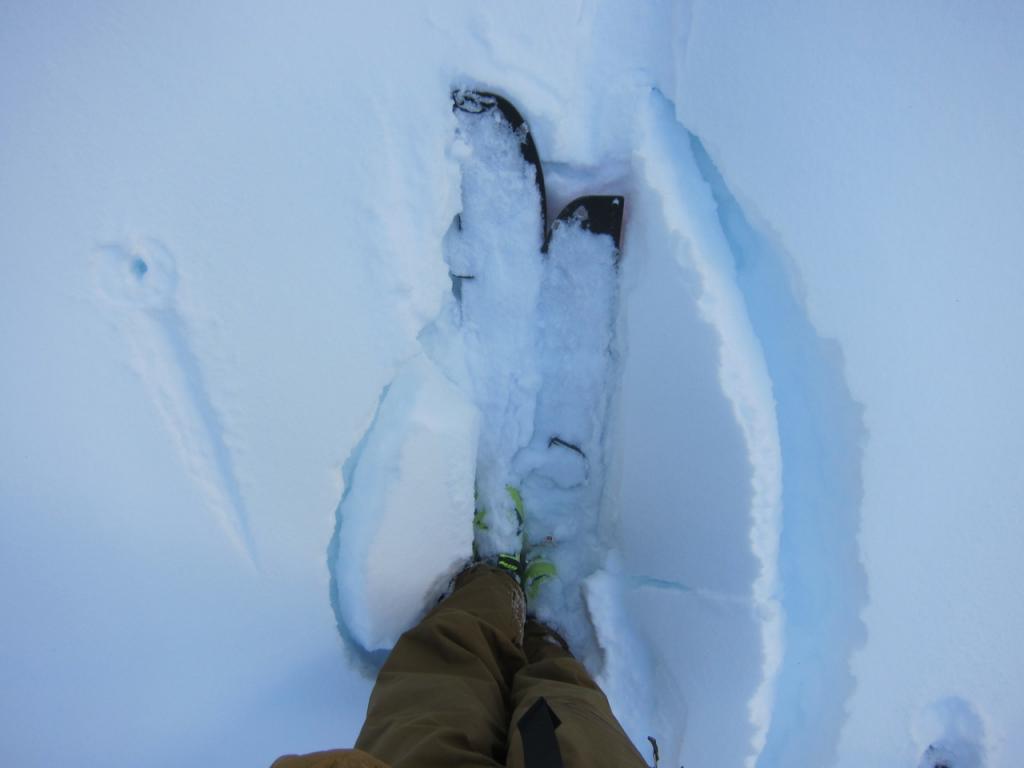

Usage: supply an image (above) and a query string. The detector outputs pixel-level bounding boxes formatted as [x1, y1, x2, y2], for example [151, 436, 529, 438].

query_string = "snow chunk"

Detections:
[597, 90, 783, 766]
[333, 355, 479, 652]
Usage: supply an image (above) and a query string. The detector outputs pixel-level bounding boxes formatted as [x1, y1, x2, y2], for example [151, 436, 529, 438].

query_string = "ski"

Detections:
[448, 89, 625, 604]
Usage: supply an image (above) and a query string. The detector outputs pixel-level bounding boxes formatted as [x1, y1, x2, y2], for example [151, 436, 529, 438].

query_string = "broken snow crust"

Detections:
[333, 355, 479, 652]
[594, 90, 784, 768]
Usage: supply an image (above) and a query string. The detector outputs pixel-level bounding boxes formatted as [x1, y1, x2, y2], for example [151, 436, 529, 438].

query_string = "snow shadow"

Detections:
[688, 135, 869, 767]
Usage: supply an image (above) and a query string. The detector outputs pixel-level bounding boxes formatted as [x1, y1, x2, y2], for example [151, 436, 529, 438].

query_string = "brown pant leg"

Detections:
[355, 565, 527, 768]
[506, 623, 648, 768]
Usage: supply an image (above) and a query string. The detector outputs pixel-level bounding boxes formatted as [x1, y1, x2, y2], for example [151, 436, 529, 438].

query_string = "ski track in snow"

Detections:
[327, 85, 868, 768]
[92, 239, 258, 567]
[329, 97, 625, 668]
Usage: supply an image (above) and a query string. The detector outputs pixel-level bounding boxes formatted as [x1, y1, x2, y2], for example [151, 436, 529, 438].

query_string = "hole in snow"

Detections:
[131, 258, 149, 278]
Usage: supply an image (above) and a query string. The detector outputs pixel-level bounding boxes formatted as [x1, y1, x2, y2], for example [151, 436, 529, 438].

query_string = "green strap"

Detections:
[525, 558, 556, 599]
[497, 553, 522, 575]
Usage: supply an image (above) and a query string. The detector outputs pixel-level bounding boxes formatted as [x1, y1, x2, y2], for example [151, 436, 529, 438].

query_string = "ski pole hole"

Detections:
[131, 257, 149, 279]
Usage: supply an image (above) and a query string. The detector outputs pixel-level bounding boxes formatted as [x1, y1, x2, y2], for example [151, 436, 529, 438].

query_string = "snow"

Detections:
[332, 354, 478, 654]
[2, 2, 1022, 767]
[602, 90, 785, 766]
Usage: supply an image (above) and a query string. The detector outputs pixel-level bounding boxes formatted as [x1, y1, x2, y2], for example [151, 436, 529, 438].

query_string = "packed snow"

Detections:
[2, 2, 1021, 768]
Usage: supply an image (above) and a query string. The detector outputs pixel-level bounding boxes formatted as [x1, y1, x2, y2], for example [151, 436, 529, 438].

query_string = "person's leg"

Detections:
[505, 621, 648, 768]
[355, 565, 527, 768]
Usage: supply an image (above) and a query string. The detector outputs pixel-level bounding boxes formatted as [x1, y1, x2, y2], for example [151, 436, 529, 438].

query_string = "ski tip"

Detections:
[546, 195, 626, 253]
[452, 89, 526, 134]
[450, 87, 549, 238]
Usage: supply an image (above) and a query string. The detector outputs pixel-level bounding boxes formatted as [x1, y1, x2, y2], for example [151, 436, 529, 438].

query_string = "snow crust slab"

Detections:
[333, 355, 479, 653]
[587, 89, 784, 767]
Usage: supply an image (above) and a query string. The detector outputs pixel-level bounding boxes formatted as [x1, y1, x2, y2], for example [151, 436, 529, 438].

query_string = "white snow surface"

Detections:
[2, 2, 1021, 767]
[333, 354, 478, 653]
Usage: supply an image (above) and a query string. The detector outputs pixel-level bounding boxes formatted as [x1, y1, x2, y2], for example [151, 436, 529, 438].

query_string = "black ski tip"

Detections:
[545, 195, 625, 253]
[451, 88, 548, 232]
[452, 89, 526, 133]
